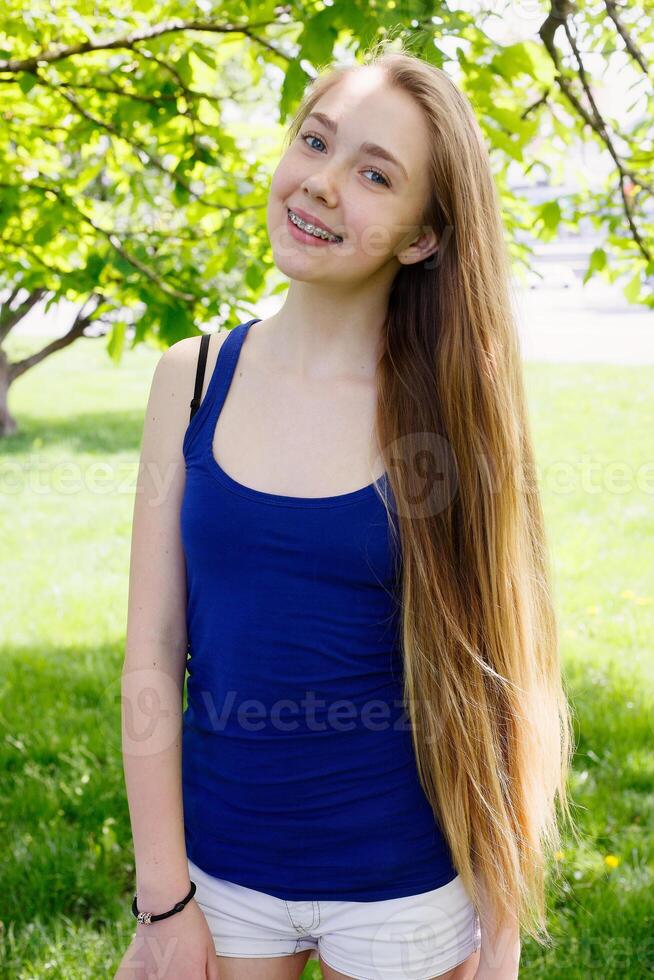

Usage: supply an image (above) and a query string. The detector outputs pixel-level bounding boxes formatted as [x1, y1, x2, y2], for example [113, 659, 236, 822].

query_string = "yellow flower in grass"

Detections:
[586, 606, 599, 615]
[604, 855, 620, 869]
[621, 590, 654, 605]
[554, 851, 565, 861]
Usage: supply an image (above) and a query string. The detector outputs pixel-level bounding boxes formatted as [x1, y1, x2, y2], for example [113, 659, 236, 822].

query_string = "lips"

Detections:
[287, 206, 342, 240]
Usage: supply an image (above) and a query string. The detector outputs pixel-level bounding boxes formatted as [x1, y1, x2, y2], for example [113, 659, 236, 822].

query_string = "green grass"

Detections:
[1, 335, 652, 978]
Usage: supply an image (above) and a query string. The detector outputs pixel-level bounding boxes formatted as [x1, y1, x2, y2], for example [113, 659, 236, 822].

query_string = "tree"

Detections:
[0, 0, 651, 434]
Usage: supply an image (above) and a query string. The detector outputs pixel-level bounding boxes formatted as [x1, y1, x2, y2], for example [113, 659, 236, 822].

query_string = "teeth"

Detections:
[289, 210, 340, 241]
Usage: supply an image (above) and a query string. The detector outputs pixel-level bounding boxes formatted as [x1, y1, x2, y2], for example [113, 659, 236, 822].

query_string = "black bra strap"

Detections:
[189, 333, 210, 422]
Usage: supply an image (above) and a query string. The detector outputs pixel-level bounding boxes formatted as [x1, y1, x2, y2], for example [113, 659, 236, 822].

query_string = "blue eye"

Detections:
[299, 131, 391, 188]
[301, 132, 326, 152]
[362, 167, 390, 187]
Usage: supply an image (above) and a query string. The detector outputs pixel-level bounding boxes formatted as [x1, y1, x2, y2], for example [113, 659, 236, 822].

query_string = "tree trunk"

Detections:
[0, 348, 17, 436]
[0, 291, 104, 438]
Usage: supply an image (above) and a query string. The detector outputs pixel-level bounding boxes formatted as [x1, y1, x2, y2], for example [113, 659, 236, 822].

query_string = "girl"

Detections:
[117, 45, 577, 980]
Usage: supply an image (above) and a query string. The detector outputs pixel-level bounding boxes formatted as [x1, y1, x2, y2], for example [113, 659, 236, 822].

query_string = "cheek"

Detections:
[345, 206, 404, 260]
[267, 171, 294, 237]
[268, 168, 286, 205]
[269, 156, 303, 202]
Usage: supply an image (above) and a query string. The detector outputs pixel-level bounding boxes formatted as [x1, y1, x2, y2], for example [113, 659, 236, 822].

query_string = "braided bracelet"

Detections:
[132, 881, 197, 924]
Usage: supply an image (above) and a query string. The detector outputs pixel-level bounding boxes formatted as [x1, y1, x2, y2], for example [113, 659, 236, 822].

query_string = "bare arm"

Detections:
[120, 333, 224, 910]
[474, 878, 521, 979]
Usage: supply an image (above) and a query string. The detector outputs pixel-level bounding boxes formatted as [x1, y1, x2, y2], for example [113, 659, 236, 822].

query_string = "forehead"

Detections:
[310, 69, 429, 180]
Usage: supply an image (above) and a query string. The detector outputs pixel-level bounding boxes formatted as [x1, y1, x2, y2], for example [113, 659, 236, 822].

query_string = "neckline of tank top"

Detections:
[204, 317, 390, 510]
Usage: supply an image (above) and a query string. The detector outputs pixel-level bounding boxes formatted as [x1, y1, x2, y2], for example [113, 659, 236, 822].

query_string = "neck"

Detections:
[260, 282, 391, 383]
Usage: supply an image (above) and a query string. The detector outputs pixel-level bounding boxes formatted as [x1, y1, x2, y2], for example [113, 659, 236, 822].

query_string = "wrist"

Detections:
[134, 877, 193, 913]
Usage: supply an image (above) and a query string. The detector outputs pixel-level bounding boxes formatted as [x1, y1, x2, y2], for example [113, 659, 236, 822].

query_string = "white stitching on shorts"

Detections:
[284, 899, 320, 934]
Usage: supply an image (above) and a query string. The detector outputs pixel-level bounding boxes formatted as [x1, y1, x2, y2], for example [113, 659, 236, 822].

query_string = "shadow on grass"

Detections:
[1, 412, 146, 456]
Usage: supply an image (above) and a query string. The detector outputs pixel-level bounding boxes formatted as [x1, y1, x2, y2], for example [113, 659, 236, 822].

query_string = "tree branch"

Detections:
[34, 73, 230, 211]
[7, 293, 104, 383]
[0, 287, 48, 343]
[521, 89, 551, 120]
[603, 0, 648, 74]
[0, 180, 199, 303]
[0, 18, 291, 74]
[538, 0, 651, 263]
[0, 236, 124, 289]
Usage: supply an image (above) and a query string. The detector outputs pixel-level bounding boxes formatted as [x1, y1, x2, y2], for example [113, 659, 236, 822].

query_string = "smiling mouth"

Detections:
[287, 208, 343, 243]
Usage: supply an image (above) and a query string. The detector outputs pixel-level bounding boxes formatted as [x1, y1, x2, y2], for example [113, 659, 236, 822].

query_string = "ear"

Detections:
[397, 225, 439, 266]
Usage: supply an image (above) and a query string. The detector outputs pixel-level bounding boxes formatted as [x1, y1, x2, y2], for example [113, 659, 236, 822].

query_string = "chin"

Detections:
[272, 256, 338, 284]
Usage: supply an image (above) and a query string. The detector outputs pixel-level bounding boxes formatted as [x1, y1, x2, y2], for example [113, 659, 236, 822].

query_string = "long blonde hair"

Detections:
[281, 43, 579, 946]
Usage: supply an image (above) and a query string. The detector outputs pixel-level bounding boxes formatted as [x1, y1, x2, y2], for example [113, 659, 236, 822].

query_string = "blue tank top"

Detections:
[180, 318, 458, 900]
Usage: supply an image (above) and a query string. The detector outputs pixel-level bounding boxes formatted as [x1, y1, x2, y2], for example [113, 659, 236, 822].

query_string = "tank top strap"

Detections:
[182, 318, 261, 460]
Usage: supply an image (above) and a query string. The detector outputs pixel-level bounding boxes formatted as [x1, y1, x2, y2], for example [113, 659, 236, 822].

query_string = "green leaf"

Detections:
[298, 9, 339, 66]
[522, 41, 557, 86]
[539, 200, 562, 231]
[245, 263, 264, 291]
[33, 219, 55, 247]
[160, 303, 195, 344]
[280, 59, 310, 123]
[172, 182, 190, 207]
[193, 45, 217, 71]
[106, 321, 127, 364]
[491, 43, 536, 81]
[18, 72, 38, 94]
[174, 51, 193, 88]
[623, 272, 642, 303]
[0, 0, 646, 371]
[489, 129, 523, 162]
[583, 247, 607, 284]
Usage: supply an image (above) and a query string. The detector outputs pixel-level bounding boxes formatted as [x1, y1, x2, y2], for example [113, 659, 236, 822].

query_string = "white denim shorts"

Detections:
[188, 857, 482, 980]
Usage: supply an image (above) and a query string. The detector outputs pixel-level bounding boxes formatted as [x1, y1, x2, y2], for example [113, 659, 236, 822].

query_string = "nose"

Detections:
[301, 167, 338, 208]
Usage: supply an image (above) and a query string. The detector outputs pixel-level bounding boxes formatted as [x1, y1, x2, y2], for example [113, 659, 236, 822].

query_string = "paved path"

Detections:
[514, 241, 654, 363]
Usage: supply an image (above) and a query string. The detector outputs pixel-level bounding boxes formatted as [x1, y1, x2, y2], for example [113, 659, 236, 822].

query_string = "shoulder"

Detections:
[161, 329, 231, 375]
[153, 329, 232, 414]
[138, 330, 232, 459]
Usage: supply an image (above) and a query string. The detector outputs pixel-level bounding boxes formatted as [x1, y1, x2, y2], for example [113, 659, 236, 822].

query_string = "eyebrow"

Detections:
[305, 111, 409, 180]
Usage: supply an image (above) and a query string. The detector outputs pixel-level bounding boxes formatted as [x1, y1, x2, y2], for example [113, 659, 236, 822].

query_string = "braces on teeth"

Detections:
[289, 210, 341, 241]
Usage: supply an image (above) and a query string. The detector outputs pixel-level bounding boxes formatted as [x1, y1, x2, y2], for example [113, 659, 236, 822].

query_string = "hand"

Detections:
[472, 937, 521, 980]
[473, 881, 521, 980]
[473, 968, 519, 980]
[472, 921, 521, 980]
[114, 898, 219, 980]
